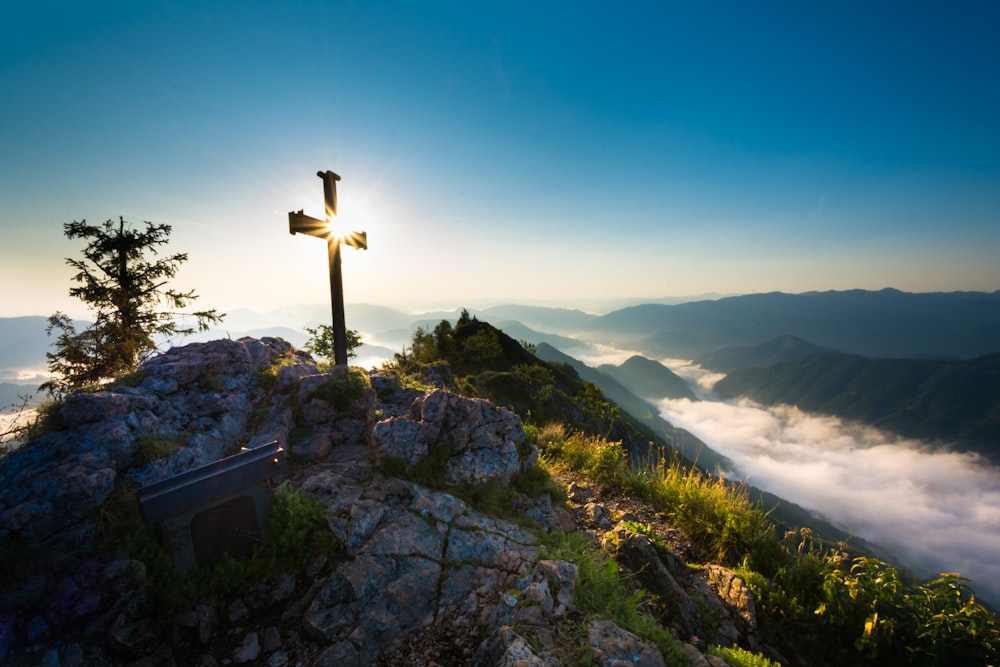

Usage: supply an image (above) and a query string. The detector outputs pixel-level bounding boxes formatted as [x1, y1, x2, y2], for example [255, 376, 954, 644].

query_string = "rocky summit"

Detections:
[0, 337, 761, 666]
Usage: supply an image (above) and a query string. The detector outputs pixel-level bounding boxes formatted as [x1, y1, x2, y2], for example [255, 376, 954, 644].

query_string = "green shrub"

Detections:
[707, 644, 780, 667]
[256, 352, 300, 390]
[512, 461, 567, 504]
[126, 481, 338, 614]
[312, 366, 370, 411]
[257, 365, 280, 390]
[408, 441, 455, 487]
[92, 478, 144, 545]
[541, 530, 685, 666]
[754, 548, 1000, 666]
[263, 482, 338, 571]
[377, 455, 410, 478]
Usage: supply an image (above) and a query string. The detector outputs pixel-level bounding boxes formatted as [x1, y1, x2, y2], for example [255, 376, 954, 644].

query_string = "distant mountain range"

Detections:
[710, 341, 1000, 462]
[7, 288, 999, 369]
[587, 288, 1000, 360]
[695, 335, 832, 373]
[7, 291, 1000, 452]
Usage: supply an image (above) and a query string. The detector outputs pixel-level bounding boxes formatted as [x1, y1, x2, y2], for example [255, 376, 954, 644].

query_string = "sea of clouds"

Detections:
[651, 358, 1000, 607]
[569, 344, 1000, 604]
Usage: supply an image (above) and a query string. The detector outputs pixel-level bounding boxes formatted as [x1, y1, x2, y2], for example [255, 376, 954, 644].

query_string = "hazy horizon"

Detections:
[4, 285, 999, 322]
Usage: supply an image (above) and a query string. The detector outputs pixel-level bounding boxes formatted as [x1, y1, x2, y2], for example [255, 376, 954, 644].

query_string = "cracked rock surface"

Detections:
[0, 337, 762, 666]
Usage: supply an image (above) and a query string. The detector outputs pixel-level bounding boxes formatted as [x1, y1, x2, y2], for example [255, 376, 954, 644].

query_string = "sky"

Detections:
[2, 1, 999, 319]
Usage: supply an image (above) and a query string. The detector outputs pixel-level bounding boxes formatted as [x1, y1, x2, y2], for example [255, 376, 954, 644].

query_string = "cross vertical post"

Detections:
[288, 170, 368, 367]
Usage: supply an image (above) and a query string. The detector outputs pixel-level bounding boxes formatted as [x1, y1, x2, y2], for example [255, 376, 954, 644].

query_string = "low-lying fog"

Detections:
[648, 357, 1000, 608]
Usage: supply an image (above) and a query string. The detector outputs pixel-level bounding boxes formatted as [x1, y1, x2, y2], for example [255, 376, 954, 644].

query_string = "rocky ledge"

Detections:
[0, 337, 762, 666]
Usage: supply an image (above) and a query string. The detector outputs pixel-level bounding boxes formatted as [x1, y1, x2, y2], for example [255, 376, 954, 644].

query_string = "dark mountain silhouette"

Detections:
[589, 289, 1000, 360]
[714, 351, 1000, 462]
[696, 335, 833, 373]
[534, 343, 729, 472]
[597, 355, 697, 401]
[493, 320, 593, 353]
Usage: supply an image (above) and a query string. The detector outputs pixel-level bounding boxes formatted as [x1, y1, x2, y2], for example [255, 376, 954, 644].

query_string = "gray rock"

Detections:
[267, 650, 290, 667]
[233, 632, 260, 664]
[370, 389, 527, 486]
[473, 625, 562, 666]
[227, 598, 249, 623]
[567, 481, 591, 503]
[588, 619, 666, 667]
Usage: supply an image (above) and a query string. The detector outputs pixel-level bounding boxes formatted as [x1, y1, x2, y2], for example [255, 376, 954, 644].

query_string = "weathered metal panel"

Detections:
[137, 441, 287, 571]
[138, 442, 285, 523]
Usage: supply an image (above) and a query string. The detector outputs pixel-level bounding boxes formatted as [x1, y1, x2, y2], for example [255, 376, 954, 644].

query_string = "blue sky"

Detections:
[2, 1, 998, 318]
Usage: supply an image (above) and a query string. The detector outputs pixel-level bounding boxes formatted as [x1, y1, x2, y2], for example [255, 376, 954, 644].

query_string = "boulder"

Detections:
[588, 619, 666, 667]
[370, 388, 527, 486]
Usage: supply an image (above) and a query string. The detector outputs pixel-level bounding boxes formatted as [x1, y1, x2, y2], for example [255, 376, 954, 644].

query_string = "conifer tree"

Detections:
[42, 217, 223, 395]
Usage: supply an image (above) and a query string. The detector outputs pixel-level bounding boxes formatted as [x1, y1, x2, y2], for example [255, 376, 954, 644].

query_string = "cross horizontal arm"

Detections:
[342, 231, 368, 250]
[288, 210, 328, 238]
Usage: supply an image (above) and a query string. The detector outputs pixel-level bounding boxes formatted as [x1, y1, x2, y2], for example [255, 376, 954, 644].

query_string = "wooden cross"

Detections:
[289, 170, 368, 366]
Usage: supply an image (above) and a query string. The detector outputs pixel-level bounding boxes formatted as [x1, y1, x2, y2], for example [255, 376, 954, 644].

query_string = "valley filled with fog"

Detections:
[572, 345, 1000, 608]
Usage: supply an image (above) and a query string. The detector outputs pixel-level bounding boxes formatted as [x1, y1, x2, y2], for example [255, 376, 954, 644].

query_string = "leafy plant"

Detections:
[304, 323, 362, 368]
[539, 426, 624, 487]
[310, 366, 370, 411]
[126, 482, 337, 614]
[513, 363, 556, 400]
[263, 482, 339, 571]
[407, 441, 456, 488]
[622, 455, 781, 571]
[707, 644, 780, 667]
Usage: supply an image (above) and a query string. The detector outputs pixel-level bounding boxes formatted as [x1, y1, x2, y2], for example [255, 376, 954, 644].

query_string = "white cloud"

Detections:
[571, 342, 646, 368]
[654, 395, 1000, 606]
[657, 358, 726, 396]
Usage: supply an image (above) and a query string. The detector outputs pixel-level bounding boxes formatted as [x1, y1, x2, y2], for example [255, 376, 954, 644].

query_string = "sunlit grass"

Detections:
[536, 421, 1000, 665]
[537, 422, 780, 570]
[540, 530, 685, 666]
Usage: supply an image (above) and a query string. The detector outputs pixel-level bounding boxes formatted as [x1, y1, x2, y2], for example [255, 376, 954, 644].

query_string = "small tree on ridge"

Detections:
[304, 324, 362, 368]
[42, 217, 223, 395]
